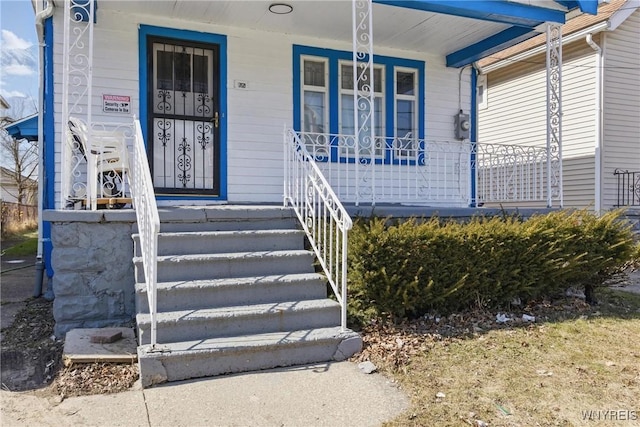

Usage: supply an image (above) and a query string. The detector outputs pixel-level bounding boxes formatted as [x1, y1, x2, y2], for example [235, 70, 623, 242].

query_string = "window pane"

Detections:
[343, 65, 382, 92]
[396, 99, 414, 138]
[372, 68, 382, 93]
[340, 94, 354, 134]
[157, 50, 173, 90]
[397, 71, 415, 96]
[374, 97, 383, 136]
[174, 52, 191, 92]
[342, 96, 383, 136]
[304, 91, 325, 133]
[341, 65, 354, 90]
[304, 61, 325, 87]
[193, 54, 208, 94]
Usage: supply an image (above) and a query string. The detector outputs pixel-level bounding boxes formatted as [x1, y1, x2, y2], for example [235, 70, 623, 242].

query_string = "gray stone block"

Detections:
[333, 334, 363, 361]
[52, 272, 86, 296]
[54, 296, 105, 321]
[51, 223, 80, 246]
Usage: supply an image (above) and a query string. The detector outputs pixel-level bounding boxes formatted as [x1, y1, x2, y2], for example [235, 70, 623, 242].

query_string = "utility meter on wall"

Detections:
[454, 110, 470, 140]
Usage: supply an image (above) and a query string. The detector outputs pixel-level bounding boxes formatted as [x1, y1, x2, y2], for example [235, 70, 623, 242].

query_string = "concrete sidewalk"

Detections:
[1, 361, 408, 427]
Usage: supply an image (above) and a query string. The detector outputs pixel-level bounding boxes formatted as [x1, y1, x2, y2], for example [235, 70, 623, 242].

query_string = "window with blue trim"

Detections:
[293, 45, 425, 165]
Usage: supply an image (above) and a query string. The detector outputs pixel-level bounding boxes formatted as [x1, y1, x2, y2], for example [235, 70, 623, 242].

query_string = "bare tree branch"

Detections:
[0, 99, 38, 205]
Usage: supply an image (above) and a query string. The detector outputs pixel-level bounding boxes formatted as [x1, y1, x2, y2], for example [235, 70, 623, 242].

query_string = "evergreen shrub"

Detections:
[347, 209, 636, 322]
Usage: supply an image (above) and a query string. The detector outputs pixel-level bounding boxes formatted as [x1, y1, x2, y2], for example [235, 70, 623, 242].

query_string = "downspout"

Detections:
[34, 0, 55, 297]
[586, 33, 603, 214]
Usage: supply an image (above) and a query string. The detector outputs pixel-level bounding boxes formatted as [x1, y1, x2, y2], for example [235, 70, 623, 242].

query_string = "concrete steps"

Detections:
[137, 299, 341, 344]
[134, 206, 361, 387]
[135, 273, 328, 312]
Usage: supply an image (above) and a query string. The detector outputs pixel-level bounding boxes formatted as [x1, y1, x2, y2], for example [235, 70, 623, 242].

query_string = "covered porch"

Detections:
[47, 0, 592, 212]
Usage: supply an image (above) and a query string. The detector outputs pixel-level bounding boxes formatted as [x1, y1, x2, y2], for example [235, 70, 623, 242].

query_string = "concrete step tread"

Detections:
[132, 229, 304, 240]
[137, 299, 340, 325]
[139, 327, 355, 354]
[135, 273, 326, 293]
[133, 249, 313, 264]
[157, 205, 296, 222]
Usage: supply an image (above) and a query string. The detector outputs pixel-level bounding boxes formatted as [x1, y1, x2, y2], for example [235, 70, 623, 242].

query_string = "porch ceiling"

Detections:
[102, 1, 514, 60]
[101, 0, 598, 67]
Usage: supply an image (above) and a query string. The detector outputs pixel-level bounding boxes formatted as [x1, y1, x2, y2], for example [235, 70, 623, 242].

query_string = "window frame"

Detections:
[393, 66, 419, 163]
[293, 45, 425, 166]
[300, 55, 329, 134]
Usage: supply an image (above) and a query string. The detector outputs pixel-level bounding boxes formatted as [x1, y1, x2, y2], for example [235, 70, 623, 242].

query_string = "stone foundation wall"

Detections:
[43, 210, 137, 337]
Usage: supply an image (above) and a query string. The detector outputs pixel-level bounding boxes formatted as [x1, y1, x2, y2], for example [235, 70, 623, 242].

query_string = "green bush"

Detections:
[347, 210, 636, 323]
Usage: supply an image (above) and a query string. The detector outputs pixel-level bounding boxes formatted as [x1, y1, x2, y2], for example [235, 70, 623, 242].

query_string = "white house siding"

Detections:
[51, 7, 471, 206]
[602, 10, 640, 209]
[478, 39, 599, 209]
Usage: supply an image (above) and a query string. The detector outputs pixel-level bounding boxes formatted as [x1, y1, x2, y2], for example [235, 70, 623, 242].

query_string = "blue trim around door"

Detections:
[138, 25, 228, 201]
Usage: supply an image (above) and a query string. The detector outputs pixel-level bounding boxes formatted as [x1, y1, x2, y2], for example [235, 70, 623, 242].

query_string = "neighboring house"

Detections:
[0, 94, 13, 128]
[0, 166, 37, 205]
[477, 0, 640, 212]
[32, 0, 597, 386]
[3, 114, 39, 205]
[0, 95, 10, 110]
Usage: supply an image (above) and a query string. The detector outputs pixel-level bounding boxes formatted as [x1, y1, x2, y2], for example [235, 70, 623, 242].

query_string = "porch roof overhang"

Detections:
[76, 0, 597, 69]
[4, 114, 38, 142]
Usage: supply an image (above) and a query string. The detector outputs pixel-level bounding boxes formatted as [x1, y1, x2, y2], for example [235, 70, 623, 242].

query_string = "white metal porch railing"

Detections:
[291, 131, 555, 208]
[475, 143, 549, 205]
[284, 128, 353, 331]
[298, 132, 471, 207]
[131, 118, 160, 348]
[296, 131, 473, 206]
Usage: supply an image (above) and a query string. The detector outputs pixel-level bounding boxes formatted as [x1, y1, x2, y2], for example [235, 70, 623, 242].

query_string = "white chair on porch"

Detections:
[67, 116, 130, 209]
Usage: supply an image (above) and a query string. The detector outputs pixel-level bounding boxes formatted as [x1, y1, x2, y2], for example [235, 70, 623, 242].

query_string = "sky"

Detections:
[0, 0, 39, 119]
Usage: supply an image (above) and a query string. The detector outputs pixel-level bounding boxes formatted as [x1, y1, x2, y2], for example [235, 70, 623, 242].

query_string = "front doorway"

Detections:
[147, 37, 221, 196]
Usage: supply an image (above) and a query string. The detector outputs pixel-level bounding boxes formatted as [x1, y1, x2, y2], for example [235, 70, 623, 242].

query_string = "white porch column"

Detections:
[61, 0, 95, 208]
[545, 22, 563, 208]
[352, 0, 375, 206]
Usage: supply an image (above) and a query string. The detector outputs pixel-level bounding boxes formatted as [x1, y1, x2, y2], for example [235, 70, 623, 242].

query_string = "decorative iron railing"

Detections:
[297, 132, 473, 206]
[294, 132, 554, 208]
[284, 128, 353, 331]
[131, 119, 160, 348]
[475, 143, 548, 205]
[614, 169, 640, 207]
[63, 118, 133, 210]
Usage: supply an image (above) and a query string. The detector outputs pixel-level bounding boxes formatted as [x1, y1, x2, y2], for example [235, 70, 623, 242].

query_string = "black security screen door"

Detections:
[148, 37, 220, 195]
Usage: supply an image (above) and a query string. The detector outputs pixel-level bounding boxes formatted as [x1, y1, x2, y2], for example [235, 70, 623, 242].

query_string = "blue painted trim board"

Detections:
[372, 0, 566, 27]
[44, 17, 55, 277]
[138, 25, 228, 200]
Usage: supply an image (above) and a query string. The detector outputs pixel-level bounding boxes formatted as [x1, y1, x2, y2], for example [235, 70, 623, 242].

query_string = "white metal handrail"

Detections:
[284, 127, 353, 331]
[131, 118, 160, 348]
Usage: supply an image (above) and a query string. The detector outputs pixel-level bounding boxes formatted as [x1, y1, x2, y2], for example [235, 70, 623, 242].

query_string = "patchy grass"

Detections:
[357, 289, 640, 426]
[1, 230, 38, 256]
